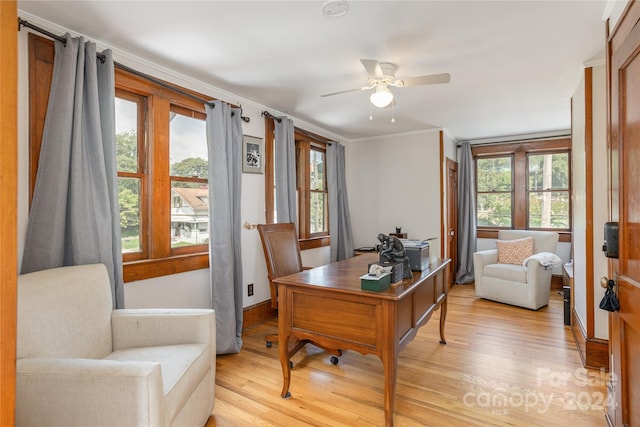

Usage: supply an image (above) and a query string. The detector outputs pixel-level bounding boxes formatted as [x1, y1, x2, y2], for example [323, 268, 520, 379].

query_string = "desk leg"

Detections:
[439, 295, 448, 345]
[279, 334, 292, 398]
[278, 287, 292, 399]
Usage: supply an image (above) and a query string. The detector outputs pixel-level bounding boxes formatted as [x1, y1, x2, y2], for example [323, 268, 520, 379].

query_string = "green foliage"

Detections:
[117, 130, 137, 173]
[476, 153, 570, 229]
[171, 157, 208, 179]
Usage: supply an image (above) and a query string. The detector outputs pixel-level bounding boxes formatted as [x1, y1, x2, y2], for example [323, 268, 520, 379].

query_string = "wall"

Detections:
[571, 74, 588, 327]
[347, 131, 443, 251]
[571, 64, 608, 340]
[15, 14, 340, 310]
[591, 65, 608, 339]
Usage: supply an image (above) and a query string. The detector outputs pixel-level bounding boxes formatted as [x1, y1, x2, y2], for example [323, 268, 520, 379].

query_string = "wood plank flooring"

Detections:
[207, 284, 608, 426]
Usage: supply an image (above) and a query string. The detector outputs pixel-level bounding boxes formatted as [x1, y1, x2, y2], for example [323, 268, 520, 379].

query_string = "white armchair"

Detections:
[473, 230, 559, 310]
[16, 263, 216, 427]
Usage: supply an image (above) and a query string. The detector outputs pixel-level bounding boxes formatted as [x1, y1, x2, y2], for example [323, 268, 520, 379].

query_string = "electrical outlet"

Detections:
[247, 283, 254, 296]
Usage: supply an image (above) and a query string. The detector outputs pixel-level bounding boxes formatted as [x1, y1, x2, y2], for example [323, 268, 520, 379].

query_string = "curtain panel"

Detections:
[21, 35, 124, 308]
[206, 101, 243, 354]
[327, 142, 354, 262]
[274, 117, 297, 224]
[456, 141, 477, 284]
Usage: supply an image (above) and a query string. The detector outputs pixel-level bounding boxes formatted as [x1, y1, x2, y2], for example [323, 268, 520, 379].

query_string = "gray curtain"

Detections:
[206, 100, 243, 354]
[327, 142, 354, 262]
[21, 35, 124, 308]
[274, 117, 297, 224]
[456, 141, 477, 284]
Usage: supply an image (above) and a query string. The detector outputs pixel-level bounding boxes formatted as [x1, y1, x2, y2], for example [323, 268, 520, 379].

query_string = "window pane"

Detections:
[310, 192, 327, 233]
[119, 177, 141, 253]
[477, 193, 512, 227]
[476, 157, 512, 192]
[171, 181, 210, 248]
[310, 149, 325, 191]
[115, 98, 138, 173]
[170, 113, 208, 178]
[529, 191, 570, 229]
[528, 153, 569, 190]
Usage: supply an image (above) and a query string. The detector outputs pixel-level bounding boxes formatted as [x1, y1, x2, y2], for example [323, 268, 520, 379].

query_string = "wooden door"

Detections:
[0, 1, 18, 424]
[446, 158, 458, 286]
[608, 3, 640, 425]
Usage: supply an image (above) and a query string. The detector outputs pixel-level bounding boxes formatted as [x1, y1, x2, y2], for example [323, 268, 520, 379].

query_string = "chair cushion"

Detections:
[496, 237, 533, 265]
[103, 343, 210, 426]
[483, 263, 528, 283]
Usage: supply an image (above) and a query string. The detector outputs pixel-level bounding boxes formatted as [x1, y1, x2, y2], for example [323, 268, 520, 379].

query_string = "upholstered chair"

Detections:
[16, 263, 216, 427]
[473, 230, 560, 310]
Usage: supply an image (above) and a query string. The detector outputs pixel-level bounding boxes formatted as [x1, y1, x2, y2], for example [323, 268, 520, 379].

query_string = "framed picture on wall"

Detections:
[242, 135, 264, 174]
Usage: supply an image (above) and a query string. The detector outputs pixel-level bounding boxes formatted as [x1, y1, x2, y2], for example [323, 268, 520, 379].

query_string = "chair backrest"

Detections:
[17, 264, 113, 360]
[257, 223, 303, 308]
[498, 230, 559, 254]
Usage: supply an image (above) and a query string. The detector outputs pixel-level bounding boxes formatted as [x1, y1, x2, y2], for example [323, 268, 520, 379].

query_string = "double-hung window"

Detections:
[473, 138, 571, 239]
[264, 119, 330, 249]
[114, 71, 211, 280]
[28, 34, 212, 282]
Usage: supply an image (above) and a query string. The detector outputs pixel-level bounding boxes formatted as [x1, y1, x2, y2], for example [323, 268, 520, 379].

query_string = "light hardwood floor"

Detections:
[207, 284, 608, 426]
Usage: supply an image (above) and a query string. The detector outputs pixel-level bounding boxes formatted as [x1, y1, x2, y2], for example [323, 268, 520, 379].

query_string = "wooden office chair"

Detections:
[257, 223, 341, 363]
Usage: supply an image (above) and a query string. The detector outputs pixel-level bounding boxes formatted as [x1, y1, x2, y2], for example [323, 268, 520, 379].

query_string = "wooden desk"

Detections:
[274, 253, 450, 427]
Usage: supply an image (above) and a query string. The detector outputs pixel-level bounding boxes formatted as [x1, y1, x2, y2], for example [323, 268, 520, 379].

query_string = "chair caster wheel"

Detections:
[282, 391, 291, 399]
[266, 341, 272, 348]
[330, 356, 339, 365]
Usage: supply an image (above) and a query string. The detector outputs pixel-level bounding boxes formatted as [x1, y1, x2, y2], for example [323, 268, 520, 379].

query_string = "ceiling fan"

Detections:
[321, 59, 450, 108]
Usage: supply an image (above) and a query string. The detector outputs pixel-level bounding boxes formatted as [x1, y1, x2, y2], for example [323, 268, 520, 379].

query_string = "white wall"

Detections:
[348, 130, 443, 251]
[591, 64, 609, 339]
[571, 64, 608, 340]
[572, 74, 588, 327]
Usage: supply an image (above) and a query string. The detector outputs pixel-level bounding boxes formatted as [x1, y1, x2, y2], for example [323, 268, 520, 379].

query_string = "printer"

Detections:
[401, 240, 430, 271]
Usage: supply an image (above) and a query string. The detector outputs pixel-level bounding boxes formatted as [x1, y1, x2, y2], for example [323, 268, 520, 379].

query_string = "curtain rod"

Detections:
[456, 134, 571, 148]
[261, 110, 334, 145]
[18, 18, 250, 123]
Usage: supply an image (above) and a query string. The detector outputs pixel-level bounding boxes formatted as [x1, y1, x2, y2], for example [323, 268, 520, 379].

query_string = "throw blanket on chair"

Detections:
[522, 252, 562, 270]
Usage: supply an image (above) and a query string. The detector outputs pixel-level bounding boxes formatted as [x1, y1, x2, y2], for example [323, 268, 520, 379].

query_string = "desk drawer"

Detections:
[291, 292, 378, 346]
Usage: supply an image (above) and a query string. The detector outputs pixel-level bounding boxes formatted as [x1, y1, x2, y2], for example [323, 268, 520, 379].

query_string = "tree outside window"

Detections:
[473, 139, 571, 235]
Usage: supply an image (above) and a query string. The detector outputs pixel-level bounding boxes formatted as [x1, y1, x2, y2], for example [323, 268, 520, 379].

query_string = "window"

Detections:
[476, 156, 513, 227]
[114, 71, 211, 280]
[527, 152, 570, 229]
[264, 119, 330, 250]
[296, 134, 329, 241]
[28, 33, 213, 281]
[473, 138, 571, 239]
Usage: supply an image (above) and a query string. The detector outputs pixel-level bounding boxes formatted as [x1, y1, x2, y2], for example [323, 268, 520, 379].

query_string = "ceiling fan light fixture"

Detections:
[370, 84, 393, 108]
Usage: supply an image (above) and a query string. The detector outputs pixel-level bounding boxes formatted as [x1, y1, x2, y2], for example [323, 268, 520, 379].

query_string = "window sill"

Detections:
[477, 229, 572, 243]
[123, 252, 209, 282]
[299, 236, 330, 251]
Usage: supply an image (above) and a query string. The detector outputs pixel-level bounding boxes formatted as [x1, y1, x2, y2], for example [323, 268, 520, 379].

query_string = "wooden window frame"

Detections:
[264, 118, 330, 250]
[28, 34, 212, 282]
[472, 138, 572, 243]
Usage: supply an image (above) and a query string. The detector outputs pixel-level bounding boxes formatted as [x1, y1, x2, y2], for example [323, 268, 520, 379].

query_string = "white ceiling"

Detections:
[18, 0, 609, 141]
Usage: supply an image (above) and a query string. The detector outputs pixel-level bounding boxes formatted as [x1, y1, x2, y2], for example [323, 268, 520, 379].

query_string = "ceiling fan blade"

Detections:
[321, 86, 373, 97]
[360, 59, 383, 77]
[398, 73, 451, 87]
